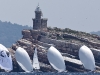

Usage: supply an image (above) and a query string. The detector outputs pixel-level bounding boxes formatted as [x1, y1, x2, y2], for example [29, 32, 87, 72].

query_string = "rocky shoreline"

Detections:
[5, 28, 100, 72]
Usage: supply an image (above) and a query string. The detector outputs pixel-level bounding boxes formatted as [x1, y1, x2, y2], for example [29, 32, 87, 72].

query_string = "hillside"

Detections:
[0, 20, 32, 47]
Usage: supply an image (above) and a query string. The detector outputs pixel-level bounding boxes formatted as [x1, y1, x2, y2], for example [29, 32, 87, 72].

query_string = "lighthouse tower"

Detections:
[32, 5, 48, 31]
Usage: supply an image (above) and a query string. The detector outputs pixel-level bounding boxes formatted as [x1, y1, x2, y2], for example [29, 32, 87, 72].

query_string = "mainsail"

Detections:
[33, 47, 40, 69]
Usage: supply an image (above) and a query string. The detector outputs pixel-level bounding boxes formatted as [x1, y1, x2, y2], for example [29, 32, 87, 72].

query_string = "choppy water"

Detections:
[0, 72, 100, 75]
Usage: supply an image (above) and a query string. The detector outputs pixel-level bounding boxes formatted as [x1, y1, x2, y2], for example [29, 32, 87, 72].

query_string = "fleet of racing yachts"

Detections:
[0, 44, 96, 72]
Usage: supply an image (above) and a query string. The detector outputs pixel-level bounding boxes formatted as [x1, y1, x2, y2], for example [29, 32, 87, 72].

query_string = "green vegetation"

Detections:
[47, 27, 94, 38]
[0, 20, 32, 47]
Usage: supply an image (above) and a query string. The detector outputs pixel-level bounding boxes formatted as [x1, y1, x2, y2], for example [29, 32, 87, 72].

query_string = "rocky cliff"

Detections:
[7, 27, 100, 72]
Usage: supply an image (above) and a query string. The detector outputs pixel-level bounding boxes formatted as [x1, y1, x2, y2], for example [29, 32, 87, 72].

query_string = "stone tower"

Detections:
[32, 5, 48, 31]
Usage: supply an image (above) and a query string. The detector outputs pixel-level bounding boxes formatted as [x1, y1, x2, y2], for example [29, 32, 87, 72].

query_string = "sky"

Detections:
[0, 0, 100, 33]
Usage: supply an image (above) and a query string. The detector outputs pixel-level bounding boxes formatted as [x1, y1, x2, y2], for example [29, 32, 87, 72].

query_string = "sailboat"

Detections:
[15, 47, 33, 72]
[33, 47, 40, 70]
[47, 46, 66, 72]
[0, 44, 13, 71]
[79, 45, 95, 71]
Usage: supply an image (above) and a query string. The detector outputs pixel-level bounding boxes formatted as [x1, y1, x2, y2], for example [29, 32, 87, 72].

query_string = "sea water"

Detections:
[0, 72, 100, 75]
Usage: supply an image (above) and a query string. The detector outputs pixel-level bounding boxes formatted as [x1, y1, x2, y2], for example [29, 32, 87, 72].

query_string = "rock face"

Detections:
[7, 28, 100, 72]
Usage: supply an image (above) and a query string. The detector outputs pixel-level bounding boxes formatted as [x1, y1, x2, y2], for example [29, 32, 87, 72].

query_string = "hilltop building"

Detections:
[32, 5, 48, 31]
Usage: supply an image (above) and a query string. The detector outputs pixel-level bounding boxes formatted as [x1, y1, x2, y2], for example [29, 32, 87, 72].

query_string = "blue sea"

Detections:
[0, 72, 100, 75]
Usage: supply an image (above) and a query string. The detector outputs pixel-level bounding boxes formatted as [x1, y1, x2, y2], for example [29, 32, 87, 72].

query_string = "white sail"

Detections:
[0, 44, 13, 71]
[79, 45, 95, 71]
[15, 47, 33, 72]
[33, 47, 40, 69]
[47, 46, 66, 72]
